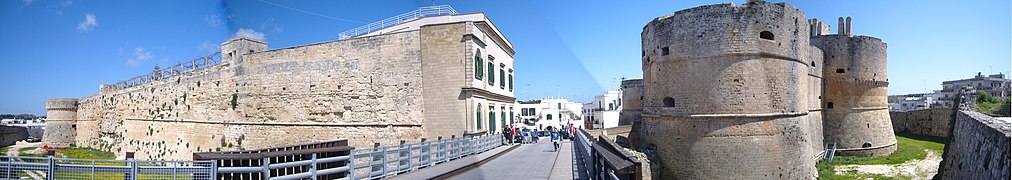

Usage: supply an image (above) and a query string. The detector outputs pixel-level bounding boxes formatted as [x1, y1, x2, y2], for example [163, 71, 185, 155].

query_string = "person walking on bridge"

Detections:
[550, 127, 561, 151]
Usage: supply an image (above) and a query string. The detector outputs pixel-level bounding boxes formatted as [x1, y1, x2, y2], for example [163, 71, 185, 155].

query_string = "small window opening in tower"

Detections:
[827, 102, 834, 109]
[836, 69, 845, 73]
[862, 142, 872, 148]
[663, 97, 675, 107]
[760, 31, 775, 40]
[810, 61, 816, 67]
[661, 47, 670, 56]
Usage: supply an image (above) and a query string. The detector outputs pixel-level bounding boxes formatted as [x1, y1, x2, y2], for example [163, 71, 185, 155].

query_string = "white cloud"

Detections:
[261, 18, 284, 33]
[232, 28, 265, 40]
[205, 15, 222, 27]
[76, 13, 97, 32]
[197, 41, 216, 53]
[23, 0, 34, 6]
[60, 0, 74, 7]
[127, 47, 153, 66]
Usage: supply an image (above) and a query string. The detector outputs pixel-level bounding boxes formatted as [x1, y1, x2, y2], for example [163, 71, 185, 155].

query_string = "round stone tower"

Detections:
[811, 34, 896, 156]
[42, 98, 79, 147]
[639, 1, 818, 178]
[619, 78, 644, 126]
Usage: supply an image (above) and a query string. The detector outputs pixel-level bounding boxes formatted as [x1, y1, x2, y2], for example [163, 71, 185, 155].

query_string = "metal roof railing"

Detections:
[112, 52, 222, 90]
[338, 5, 458, 40]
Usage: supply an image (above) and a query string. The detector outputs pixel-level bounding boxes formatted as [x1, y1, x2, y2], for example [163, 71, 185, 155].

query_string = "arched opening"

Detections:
[836, 69, 845, 73]
[759, 31, 775, 40]
[862, 142, 872, 148]
[811, 61, 816, 67]
[663, 97, 675, 107]
[827, 102, 834, 109]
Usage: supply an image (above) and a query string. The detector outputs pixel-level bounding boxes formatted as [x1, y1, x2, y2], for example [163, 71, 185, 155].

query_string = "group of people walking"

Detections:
[501, 125, 572, 151]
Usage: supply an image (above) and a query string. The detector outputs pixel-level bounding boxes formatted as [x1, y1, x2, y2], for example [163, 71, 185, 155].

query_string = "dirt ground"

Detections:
[5, 141, 40, 156]
[834, 150, 942, 179]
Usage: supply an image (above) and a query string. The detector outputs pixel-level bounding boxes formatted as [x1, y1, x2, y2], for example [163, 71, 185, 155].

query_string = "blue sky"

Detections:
[1, 0, 1009, 115]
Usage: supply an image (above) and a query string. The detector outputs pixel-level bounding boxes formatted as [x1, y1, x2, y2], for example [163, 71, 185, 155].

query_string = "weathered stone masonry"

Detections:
[44, 12, 515, 160]
[635, 0, 895, 178]
[811, 34, 896, 156]
[639, 1, 820, 178]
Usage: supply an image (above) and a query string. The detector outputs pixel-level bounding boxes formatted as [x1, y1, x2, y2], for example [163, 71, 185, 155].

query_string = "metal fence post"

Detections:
[347, 153, 355, 180]
[310, 153, 317, 180]
[381, 147, 388, 178]
[131, 159, 138, 180]
[91, 160, 95, 180]
[46, 156, 54, 180]
[6, 158, 11, 179]
[172, 160, 178, 180]
[261, 157, 270, 179]
[211, 160, 218, 180]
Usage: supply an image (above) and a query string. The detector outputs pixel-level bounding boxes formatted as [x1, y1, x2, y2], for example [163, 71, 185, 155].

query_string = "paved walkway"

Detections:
[388, 144, 517, 180]
[448, 138, 589, 180]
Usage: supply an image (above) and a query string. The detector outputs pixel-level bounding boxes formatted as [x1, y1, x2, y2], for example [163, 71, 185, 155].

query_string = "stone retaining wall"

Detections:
[936, 111, 1010, 179]
[889, 108, 951, 138]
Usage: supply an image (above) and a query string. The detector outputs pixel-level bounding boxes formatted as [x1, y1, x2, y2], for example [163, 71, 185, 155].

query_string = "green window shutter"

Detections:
[510, 111, 514, 125]
[475, 49, 482, 80]
[509, 74, 513, 92]
[490, 111, 496, 131]
[501, 112, 506, 128]
[500, 69, 505, 89]
[476, 105, 482, 130]
[488, 63, 495, 85]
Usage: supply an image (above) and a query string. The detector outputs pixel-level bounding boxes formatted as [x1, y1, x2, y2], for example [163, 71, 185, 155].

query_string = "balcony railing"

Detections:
[338, 5, 458, 40]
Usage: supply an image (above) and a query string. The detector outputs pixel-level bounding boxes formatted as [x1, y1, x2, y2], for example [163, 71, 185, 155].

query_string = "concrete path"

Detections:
[388, 144, 518, 180]
[448, 138, 588, 180]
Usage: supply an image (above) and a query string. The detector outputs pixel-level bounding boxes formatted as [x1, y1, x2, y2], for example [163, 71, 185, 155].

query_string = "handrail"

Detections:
[338, 5, 458, 40]
[112, 52, 223, 90]
[348, 133, 503, 179]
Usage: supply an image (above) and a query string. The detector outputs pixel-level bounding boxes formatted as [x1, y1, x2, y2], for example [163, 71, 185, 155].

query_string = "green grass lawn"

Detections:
[15, 147, 115, 160]
[817, 133, 946, 179]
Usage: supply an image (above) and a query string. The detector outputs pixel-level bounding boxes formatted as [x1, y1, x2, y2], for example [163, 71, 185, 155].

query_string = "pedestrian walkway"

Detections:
[448, 138, 588, 180]
[387, 144, 517, 180]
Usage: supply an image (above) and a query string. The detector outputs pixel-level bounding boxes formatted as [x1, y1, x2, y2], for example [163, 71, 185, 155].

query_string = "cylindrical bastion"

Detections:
[42, 98, 79, 147]
[639, 1, 818, 179]
[811, 35, 896, 156]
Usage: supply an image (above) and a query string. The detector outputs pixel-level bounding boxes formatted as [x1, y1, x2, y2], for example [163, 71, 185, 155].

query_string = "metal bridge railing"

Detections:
[338, 5, 458, 40]
[0, 133, 504, 180]
[113, 52, 223, 90]
[0, 156, 215, 180]
[348, 133, 503, 179]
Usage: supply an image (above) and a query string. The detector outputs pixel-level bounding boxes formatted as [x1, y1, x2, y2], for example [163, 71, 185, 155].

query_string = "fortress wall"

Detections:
[640, 1, 817, 178]
[42, 98, 79, 147]
[72, 32, 425, 160]
[812, 35, 896, 156]
[890, 108, 951, 138]
[937, 111, 1011, 179]
[619, 79, 644, 126]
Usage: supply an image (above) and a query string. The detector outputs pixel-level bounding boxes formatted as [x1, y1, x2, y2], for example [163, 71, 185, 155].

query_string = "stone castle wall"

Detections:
[890, 108, 951, 138]
[937, 111, 1010, 179]
[42, 98, 79, 147]
[619, 78, 643, 126]
[811, 35, 896, 156]
[71, 31, 426, 160]
[639, 1, 819, 178]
